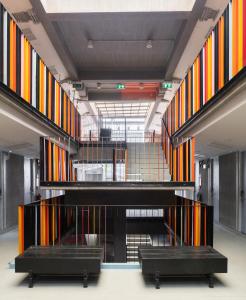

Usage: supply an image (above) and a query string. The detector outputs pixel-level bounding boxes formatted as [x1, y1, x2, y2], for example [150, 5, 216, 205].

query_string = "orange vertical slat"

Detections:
[238, 0, 243, 71]
[179, 144, 183, 182]
[18, 205, 24, 254]
[13, 22, 17, 91]
[40, 61, 44, 114]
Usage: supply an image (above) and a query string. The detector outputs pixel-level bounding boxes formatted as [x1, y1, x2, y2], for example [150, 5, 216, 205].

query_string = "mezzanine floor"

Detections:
[0, 224, 246, 300]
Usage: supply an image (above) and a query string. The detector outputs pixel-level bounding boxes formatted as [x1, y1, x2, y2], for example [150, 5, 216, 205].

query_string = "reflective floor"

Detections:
[0, 225, 246, 300]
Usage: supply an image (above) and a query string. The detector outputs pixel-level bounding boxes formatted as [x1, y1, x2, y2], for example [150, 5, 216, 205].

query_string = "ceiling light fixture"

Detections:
[97, 82, 102, 89]
[87, 40, 94, 49]
[146, 40, 152, 49]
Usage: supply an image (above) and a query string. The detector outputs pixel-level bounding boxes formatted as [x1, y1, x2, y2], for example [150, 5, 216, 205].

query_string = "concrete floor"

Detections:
[0, 225, 246, 300]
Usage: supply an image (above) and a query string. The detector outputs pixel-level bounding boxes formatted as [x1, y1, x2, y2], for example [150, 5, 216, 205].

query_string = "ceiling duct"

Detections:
[12, 9, 40, 24]
[199, 7, 219, 21]
[22, 28, 36, 41]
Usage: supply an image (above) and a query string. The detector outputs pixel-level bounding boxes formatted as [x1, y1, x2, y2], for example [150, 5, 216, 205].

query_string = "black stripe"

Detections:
[51, 142, 54, 181]
[36, 55, 40, 110]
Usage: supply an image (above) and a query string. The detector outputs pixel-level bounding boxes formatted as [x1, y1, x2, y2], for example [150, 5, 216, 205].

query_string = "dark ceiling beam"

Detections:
[29, 0, 79, 80]
[164, 0, 207, 80]
[47, 11, 191, 21]
[79, 71, 165, 81]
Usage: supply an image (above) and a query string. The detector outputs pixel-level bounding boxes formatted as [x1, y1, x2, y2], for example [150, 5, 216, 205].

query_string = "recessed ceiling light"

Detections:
[146, 40, 152, 49]
[87, 40, 94, 49]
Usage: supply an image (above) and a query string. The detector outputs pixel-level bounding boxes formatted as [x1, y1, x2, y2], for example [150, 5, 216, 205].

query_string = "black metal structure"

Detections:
[40, 181, 195, 190]
[138, 246, 227, 289]
[15, 246, 104, 288]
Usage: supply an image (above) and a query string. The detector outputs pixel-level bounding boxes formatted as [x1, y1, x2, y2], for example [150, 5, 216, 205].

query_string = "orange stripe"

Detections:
[180, 144, 183, 182]
[46, 206, 49, 245]
[18, 205, 24, 254]
[13, 22, 17, 91]
[238, 0, 243, 71]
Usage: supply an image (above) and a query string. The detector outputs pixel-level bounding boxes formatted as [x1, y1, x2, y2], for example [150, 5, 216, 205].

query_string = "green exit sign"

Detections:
[116, 83, 125, 89]
[72, 82, 83, 90]
[162, 82, 173, 89]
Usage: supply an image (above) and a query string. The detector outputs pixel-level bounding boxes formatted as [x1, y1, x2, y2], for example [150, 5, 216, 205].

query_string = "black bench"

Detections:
[15, 246, 104, 288]
[138, 246, 227, 289]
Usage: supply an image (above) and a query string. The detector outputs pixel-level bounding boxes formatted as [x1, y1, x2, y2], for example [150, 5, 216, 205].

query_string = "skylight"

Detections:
[94, 101, 151, 118]
[40, 0, 196, 13]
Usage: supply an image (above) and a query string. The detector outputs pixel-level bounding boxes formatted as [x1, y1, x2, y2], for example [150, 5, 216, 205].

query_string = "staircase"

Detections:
[126, 142, 171, 182]
[126, 234, 152, 262]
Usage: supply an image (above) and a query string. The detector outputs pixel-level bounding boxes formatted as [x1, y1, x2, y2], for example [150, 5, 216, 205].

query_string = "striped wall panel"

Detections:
[0, 4, 81, 140]
[164, 0, 246, 135]
[41, 138, 77, 182]
[162, 122, 195, 182]
[166, 199, 207, 247]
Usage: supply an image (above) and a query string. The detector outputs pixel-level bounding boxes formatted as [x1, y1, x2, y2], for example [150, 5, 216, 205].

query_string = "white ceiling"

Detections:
[0, 112, 40, 158]
[196, 98, 246, 158]
[40, 0, 196, 13]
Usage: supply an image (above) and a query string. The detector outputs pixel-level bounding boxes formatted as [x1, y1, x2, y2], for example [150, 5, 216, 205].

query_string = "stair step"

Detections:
[127, 256, 138, 262]
[126, 241, 151, 246]
[127, 236, 151, 240]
